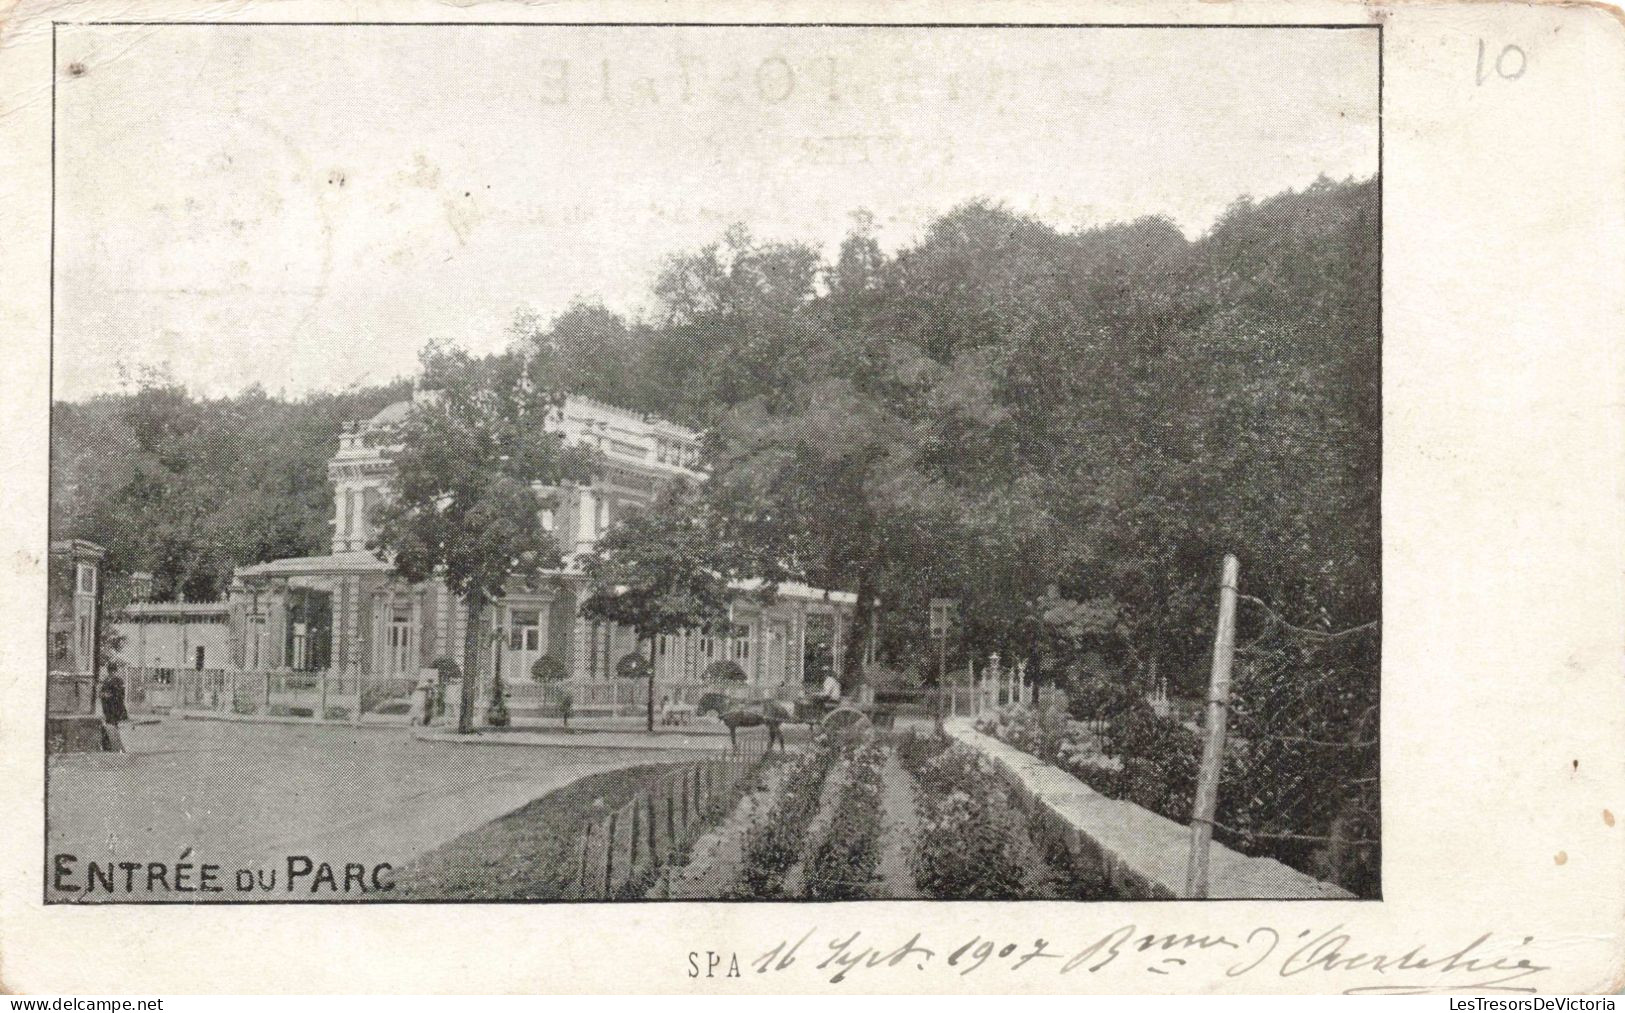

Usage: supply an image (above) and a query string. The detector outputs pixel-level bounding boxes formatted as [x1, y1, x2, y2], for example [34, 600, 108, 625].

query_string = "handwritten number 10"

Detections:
[1477, 40, 1527, 84]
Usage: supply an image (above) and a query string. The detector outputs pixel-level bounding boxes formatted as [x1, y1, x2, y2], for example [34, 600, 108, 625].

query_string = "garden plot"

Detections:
[647, 727, 1122, 900]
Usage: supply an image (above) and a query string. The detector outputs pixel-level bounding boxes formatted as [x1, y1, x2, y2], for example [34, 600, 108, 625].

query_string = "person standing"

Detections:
[98, 666, 127, 752]
[820, 669, 842, 706]
[408, 673, 435, 726]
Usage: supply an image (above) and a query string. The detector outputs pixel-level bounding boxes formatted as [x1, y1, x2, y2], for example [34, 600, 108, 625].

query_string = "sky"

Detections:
[52, 24, 1378, 402]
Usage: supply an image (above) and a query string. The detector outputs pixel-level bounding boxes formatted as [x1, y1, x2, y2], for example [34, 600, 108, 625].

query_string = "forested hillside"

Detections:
[53, 174, 1378, 694]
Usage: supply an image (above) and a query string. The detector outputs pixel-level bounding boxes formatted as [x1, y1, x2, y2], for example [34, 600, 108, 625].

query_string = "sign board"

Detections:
[929, 598, 957, 638]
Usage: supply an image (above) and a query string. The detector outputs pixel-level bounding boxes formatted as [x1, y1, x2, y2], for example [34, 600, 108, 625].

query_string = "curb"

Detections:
[409, 729, 736, 753]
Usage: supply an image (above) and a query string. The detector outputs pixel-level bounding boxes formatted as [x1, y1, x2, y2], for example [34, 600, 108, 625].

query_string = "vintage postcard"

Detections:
[1, 0, 1622, 995]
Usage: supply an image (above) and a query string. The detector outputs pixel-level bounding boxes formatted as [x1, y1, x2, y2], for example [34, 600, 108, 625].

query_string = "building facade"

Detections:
[47, 539, 105, 714]
[223, 393, 857, 715]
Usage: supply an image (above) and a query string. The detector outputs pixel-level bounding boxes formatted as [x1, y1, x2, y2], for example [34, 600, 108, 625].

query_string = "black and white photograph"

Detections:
[44, 22, 1380, 904]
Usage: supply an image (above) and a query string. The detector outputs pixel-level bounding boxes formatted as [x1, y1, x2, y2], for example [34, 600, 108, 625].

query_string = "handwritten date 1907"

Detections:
[747, 925, 1552, 993]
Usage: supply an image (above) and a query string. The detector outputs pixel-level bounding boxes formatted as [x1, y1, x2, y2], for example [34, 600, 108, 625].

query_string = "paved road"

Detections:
[46, 718, 698, 902]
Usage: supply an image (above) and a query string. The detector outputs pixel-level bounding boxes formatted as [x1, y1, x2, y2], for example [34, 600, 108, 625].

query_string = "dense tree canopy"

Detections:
[54, 174, 1378, 703]
[51, 375, 411, 601]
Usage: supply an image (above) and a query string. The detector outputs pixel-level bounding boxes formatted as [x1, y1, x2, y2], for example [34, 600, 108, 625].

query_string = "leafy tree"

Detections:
[368, 347, 595, 733]
[52, 373, 411, 603]
[579, 481, 740, 731]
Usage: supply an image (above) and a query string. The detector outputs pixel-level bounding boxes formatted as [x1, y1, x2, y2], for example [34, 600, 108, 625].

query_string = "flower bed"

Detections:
[975, 701, 1199, 823]
[899, 731, 1033, 899]
[802, 740, 888, 899]
[733, 733, 841, 898]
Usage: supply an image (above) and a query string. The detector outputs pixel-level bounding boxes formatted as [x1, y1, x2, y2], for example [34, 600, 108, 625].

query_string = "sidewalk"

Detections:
[411, 724, 786, 754]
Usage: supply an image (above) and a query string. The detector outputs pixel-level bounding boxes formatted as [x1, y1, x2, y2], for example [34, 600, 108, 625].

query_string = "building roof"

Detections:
[50, 539, 106, 560]
[120, 601, 230, 618]
[732, 579, 858, 607]
[366, 400, 416, 428]
[235, 551, 392, 578]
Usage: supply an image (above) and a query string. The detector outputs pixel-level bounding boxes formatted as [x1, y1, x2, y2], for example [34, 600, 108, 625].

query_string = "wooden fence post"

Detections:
[645, 793, 657, 861]
[1185, 553, 1240, 899]
[629, 799, 642, 876]
[681, 769, 692, 833]
[576, 823, 593, 899]
[622, 804, 637, 889]
[603, 811, 618, 898]
[666, 790, 677, 859]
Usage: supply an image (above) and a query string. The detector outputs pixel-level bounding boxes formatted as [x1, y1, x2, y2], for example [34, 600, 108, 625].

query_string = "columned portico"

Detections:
[221, 394, 859, 724]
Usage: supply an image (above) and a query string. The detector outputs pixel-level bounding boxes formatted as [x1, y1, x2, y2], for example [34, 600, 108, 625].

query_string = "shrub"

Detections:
[905, 741, 1031, 899]
[896, 728, 949, 774]
[431, 656, 462, 681]
[803, 741, 888, 899]
[982, 696, 1199, 824]
[531, 655, 566, 683]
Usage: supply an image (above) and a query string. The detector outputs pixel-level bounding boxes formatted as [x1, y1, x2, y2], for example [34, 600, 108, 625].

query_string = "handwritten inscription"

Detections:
[1477, 40, 1528, 85]
[749, 925, 1552, 993]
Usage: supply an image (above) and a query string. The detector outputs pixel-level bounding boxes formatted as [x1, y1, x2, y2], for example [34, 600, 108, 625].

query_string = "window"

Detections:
[540, 508, 555, 532]
[733, 627, 752, 662]
[76, 563, 96, 594]
[195, 645, 206, 670]
[361, 488, 381, 539]
[53, 631, 69, 661]
[508, 609, 541, 651]
[389, 616, 413, 676]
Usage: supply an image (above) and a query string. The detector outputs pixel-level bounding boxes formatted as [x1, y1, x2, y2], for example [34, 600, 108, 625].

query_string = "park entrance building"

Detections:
[219, 393, 858, 720]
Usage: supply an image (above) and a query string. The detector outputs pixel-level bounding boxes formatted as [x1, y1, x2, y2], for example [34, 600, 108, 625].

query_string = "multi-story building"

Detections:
[47, 539, 106, 715]
[224, 392, 857, 718]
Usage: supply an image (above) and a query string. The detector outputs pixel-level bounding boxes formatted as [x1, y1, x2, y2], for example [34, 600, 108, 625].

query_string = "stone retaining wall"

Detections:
[943, 719, 1353, 900]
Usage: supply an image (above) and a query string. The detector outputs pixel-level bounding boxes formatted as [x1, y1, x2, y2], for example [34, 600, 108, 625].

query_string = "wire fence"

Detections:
[567, 729, 774, 899]
[1210, 598, 1380, 897]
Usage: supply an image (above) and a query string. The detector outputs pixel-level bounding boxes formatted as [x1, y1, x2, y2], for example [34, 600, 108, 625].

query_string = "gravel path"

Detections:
[872, 748, 925, 899]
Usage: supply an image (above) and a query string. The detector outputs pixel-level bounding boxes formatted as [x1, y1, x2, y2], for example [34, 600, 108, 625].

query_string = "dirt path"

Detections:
[872, 749, 924, 899]
[780, 756, 850, 897]
[649, 761, 788, 899]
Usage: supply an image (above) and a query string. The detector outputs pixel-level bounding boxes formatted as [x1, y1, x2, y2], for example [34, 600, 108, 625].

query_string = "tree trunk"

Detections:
[459, 590, 483, 734]
[646, 636, 657, 734]
[841, 569, 876, 687]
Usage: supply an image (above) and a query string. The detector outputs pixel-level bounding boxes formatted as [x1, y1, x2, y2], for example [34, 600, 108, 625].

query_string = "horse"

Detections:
[696, 692, 805, 752]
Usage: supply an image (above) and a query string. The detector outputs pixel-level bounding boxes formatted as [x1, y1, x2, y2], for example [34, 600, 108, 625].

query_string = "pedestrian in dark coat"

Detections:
[98, 671, 128, 725]
[98, 670, 128, 752]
